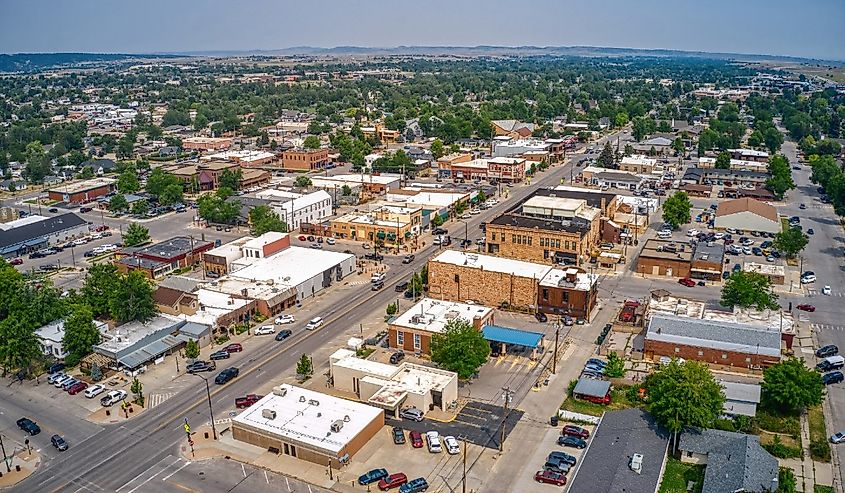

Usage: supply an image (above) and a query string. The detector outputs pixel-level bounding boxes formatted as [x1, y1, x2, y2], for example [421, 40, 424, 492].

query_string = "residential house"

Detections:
[679, 428, 778, 493]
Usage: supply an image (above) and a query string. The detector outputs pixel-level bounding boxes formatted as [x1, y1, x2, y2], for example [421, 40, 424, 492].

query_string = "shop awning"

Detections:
[482, 325, 544, 349]
[404, 231, 412, 238]
[376, 231, 386, 240]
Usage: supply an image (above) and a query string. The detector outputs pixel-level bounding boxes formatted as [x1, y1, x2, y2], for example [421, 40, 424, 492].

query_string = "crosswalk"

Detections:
[146, 392, 176, 409]
[812, 323, 845, 332]
[806, 290, 843, 297]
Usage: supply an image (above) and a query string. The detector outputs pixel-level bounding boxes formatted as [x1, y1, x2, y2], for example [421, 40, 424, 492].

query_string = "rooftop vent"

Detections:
[262, 409, 277, 420]
[308, 399, 320, 406]
[330, 420, 344, 433]
[299, 396, 306, 402]
[272, 386, 287, 397]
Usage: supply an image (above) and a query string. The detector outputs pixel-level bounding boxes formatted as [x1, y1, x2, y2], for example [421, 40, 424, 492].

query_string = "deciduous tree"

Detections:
[62, 305, 101, 366]
[720, 271, 779, 310]
[303, 135, 321, 149]
[249, 205, 288, 235]
[762, 358, 824, 414]
[123, 223, 150, 246]
[661, 191, 692, 229]
[773, 228, 809, 259]
[644, 360, 725, 435]
[111, 271, 157, 324]
[430, 319, 490, 379]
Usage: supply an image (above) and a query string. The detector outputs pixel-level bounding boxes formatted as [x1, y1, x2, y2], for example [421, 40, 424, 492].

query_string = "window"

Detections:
[397, 331, 404, 346]
[512, 234, 517, 243]
[562, 292, 569, 302]
[745, 357, 751, 363]
[491, 233, 497, 241]
[413, 334, 421, 350]
[527, 236, 532, 246]
[698, 351, 704, 356]
[542, 289, 549, 301]
[674, 347, 680, 353]
[721, 353, 728, 359]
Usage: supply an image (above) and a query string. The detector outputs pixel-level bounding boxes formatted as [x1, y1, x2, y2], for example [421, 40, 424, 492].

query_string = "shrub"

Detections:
[763, 435, 802, 459]
[713, 419, 737, 432]
[810, 440, 831, 462]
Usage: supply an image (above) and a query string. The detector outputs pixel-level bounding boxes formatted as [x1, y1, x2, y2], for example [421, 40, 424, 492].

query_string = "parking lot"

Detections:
[387, 401, 524, 449]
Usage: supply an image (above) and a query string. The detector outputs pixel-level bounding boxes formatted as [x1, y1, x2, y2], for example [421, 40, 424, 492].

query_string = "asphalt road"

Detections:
[9, 131, 631, 493]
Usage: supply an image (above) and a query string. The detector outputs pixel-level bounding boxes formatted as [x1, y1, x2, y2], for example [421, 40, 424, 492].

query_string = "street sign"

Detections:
[183, 423, 191, 434]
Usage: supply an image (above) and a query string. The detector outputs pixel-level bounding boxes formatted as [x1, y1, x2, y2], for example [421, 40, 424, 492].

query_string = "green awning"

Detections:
[387, 233, 396, 241]
[376, 231, 386, 240]
[404, 231, 412, 238]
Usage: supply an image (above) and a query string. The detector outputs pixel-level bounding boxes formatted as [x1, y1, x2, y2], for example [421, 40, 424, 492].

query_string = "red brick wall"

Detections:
[262, 235, 291, 257]
[644, 339, 780, 368]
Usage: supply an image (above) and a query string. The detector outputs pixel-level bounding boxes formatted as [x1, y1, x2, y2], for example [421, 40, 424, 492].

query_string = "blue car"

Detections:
[399, 478, 429, 493]
[358, 468, 388, 485]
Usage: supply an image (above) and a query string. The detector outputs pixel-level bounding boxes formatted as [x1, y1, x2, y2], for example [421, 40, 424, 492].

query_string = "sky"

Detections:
[1, 0, 844, 61]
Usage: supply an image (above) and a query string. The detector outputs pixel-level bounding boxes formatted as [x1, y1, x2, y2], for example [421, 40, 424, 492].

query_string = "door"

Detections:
[652, 265, 659, 276]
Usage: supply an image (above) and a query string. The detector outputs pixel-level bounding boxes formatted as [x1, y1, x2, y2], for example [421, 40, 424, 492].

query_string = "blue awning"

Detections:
[482, 325, 544, 348]
[25, 239, 46, 247]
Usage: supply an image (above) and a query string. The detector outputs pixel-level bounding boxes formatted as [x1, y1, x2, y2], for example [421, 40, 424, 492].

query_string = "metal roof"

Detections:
[118, 334, 190, 369]
[645, 313, 781, 357]
[482, 325, 544, 348]
[0, 212, 87, 250]
[572, 377, 611, 398]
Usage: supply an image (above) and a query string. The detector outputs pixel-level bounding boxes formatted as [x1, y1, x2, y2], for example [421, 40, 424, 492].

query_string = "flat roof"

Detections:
[482, 325, 543, 348]
[620, 155, 657, 166]
[204, 236, 252, 259]
[203, 150, 275, 162]
[638, 239, 693, 262]
[47, 177, 115, 194]
[539, 268, 598, 291]
[243, 231, 288, 250]
[523, 195, 585, 213]
[312, 174, 400, 186]
[392, 298, 492, 335]
[131, 236, 214, 260]
[229, 246, 353, 292]
[743, 262, 785, 276]
[489, 213, 591, 235]
[0, 215, 48, 231]
[233, 384, 383, 455]
[646, 313, 781, 357]
[572, 377, 611, 398]
[96, 315, 181, 354]
[431, 250, 552, 280]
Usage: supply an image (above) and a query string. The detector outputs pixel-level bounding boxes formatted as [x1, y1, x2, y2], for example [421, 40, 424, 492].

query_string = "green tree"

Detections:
[714, 151, 731, 169]
[386, 301, 398, 316]
[644, 360, 725, 436]
[632, 116, 656, 142]
[773, 228, 809, 259]
[296, 354, 313, 378]
[117, 169, 140, 194]
[193, 113, 209, 131]
[597, 141, 615, 168]
[431, 213, 445, 227]
[476, 190, 487, 203]
[111, 270, 157, 323]
[108, 194, 129, 213]
[604, 352, 625, 378]
[130, 199, 149, 216]
[82, 264, 121, 317]
[123, 223, 150, 246]
[249, 205, 288, 235]
[302, 135, 321, 149]
[341, 184, 352, 196]
[747, 130, 764, 148]
[294, 175, 312, 188]
[159, 183, 184, 206]
[130, 377, 144, 406]
[761, 358, 824, 414]
[623, 144, 634, 156]
[763, 127, 784, 154]
[671, 138, 685, 156]
[766, 154, 795, 200]
[431, 139, 445, 159]
[77, 166, 95, 179]
[614, 111, 629, 127]
[430, 319, 490, 379]
[162, 109, 190, 127]
[90, 362, 103, 382]
[24, 141, 51, 183]
[661, 191, 692, 229]
[61, 305, 101, 366]
[720, 271, 779, 310]
[184, 339, 200, 360]
[218, 169, 242, 191]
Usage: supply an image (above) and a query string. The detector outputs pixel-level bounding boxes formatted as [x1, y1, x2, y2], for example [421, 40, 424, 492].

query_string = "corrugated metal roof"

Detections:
[118, 334, 184, 369]
[482, 325, 544, 348]
[572, 378, 610, 398]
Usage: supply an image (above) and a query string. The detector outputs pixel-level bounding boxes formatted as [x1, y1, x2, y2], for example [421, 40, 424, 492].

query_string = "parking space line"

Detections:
[126, 457, 183, 493]
[161, 461, 191, 481]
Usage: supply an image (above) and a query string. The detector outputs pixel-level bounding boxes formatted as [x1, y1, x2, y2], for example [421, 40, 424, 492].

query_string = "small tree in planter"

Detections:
[90, 362, 103, 382]
[184, 339, 200, 360]
[296, 354, 313, 380]
[130, 377, 144, 407]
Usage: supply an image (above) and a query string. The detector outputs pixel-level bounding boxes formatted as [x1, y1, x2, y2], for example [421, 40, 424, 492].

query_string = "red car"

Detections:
[298, 235, 307, 241]
[678, 277, 696, 287]
[94, 224, 109, 232]
[534, 469, 566, 486]
[797, 304, 816, 312]
[235, 394, 263, 409]
[67, 382, 88, 395]
[223, 343, 243, 353]
[409, 430, 424, 448]
[561, 425, 590, 439]
[9, 258, 23, 265]
[378, 472, 408, 491]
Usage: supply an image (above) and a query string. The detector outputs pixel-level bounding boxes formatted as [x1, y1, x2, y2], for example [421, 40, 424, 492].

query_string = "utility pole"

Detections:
[462, 435, 468, 493]
[499, 386, 513, 452]
[0, 433, 10, 472]
[552, 320, 561, 374]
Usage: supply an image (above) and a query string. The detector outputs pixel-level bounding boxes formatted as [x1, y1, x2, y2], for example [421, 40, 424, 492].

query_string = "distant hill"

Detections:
[0, 53, 181, 73]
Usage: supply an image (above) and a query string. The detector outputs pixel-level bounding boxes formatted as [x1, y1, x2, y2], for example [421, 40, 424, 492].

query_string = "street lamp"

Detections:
[190, 373, 218, 440]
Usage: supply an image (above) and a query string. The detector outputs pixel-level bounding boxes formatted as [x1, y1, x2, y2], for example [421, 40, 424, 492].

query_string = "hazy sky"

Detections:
[2, 0, 843, 60]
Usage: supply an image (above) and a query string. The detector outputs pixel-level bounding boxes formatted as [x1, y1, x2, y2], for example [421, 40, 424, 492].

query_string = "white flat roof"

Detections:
[230, 246, 353, 289]
[276, 190, 332, 213]
[523, 195, 585, 213]
[256, 189, 303, 201]
[0, 215, 48, 230]
[488, 157, 524, 165]
[47, 177, 115, 194]
[203, 150, 275, 162]
[392, 298, 492, 334]
[620, 155, 657, 166]
[539, 268, 598, 291]
[96, 314, 181, 353]
[397, 191, 467, 208]
[312, 174, 400, 185]
[205, 236, 251, 258]
[233, 384, 383, 455]
[432, 250, 551, 279]
[243, 231, 288, 250]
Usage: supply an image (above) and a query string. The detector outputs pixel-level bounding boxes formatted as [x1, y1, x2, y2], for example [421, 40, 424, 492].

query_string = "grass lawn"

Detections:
[560, 385, 639, 416]
[815, 485, 835, 493]
[756, 408, 801, 437]
[808, 405, 831, 462]
[659, 458, 704, 493]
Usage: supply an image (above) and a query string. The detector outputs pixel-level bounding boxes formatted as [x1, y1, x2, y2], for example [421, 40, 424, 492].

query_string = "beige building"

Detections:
[330, 204, 422, 248]
[714, 198, 780, 234]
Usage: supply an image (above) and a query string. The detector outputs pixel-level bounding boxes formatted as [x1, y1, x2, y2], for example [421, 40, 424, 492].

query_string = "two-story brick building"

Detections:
[537, 267, 598, 318]
[281, 148, 330, 171]
[388, 298, 494, 355]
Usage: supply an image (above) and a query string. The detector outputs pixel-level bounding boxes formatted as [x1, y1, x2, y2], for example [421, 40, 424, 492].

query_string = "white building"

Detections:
[492, 139, 550, 158]
[271, 190, 333, 230]
[36, 319, 109, 359]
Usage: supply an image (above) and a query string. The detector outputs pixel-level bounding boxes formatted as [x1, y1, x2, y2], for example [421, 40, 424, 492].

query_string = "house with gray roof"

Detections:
[679, 428, 778, 493]
[644, 313, 782, 369]
[568, 409, 670, 493]
[720, 380, 761, 417]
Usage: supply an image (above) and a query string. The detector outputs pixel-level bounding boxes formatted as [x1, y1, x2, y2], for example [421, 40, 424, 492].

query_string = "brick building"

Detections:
[487, 157, 526, 183]
[47, 177, 116, 204]
[388, 298, 494, 354]
[114, 236, 215, 279]
[636, 239, 692, 278]
[203, 232, 291, 277]
[182, 137, 233, 151]
[537, 267, 598, 318]
[281, 148, 330, 171]
[330, 204, 421, 249]
[644, 313, 782, 368]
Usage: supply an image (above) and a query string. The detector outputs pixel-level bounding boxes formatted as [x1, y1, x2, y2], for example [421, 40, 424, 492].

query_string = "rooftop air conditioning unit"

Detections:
[272, 386, 287, 397]
[309, 399, 320, 406]
[262, 409, 276, 420]
[330, 420, 344, 433]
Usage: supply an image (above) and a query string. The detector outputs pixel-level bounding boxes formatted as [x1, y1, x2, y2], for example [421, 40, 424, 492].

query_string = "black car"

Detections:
[16, 417, 41, 436]
[48, 208, 58, 213]
[364, 253, 384, 261]
[372, 281, 385, 291]
[215, 367, 239, 385]
[29, 251, 47, 259]
[548, 451, 577, 466]
[209, 350, 230, 360]
[823, 371, 844, 385]
[84, 250, 96, 257]
[432, 228, 448, 235]
[816, 345, 839, 358]
[557, 436, 587, 449]
[51, 434, 68, 451]
[275, 329, 292, 341]
[48, 362, 65, 374]
[535, 312, 548, 323]
[390, 351, 405, 364]
[395, 281, 410, 293]
[392, 426, 406, 445]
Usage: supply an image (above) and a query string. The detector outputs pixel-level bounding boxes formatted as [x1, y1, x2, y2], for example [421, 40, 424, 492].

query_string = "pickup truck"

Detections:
[235, 394, 263, 409]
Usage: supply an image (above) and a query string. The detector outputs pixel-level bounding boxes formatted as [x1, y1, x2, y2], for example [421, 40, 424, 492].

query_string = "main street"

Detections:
[9, 128, 633, 493]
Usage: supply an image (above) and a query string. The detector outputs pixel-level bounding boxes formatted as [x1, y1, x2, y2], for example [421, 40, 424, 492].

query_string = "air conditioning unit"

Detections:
[272, 386, 287, 397]
[330, 420, 344, 433]
[262, 409, 276, 420]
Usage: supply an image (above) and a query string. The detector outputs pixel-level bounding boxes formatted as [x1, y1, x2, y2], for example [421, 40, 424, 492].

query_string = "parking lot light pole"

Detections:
[190, 373, 218, 440]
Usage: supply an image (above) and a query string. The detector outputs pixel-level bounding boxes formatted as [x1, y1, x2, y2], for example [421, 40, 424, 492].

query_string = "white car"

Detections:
[823, 286, 832, 296]
[72, 239, 88, 246]
[486, 199, 498, 206]
[426, 431, 442, 453]
[89, 233, 103, 240]
[326, 238, 336, 245]
[444, 435, 460, 455]
[53, 374, 73, 388]
[742, 246, 752, 255]
[801, 274, 817, 284]
[275, 314, 295, 325]
[713, 233, 724, 240]
[305, 317, 324, 330]
[657, 230, 672, 239]
[686, 229, 699, 237]
[255, 325, 275, 336]
[460, 213, 471, 219]
[84, 384, 106, 398]
[469, 209, 481, 215]
[371, 273, 386, 283]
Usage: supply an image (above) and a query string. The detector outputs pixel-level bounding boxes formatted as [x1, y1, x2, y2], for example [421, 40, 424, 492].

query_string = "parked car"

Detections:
[409, 430, 424, 448]
[543, 459, 571, 474]
[395, 281, 410, 292]
[51, 434, 69, 451]
[47, 372, 66, 384]
[677, 277, 696, 287]
[557, 435, 587, 448]
[61, 378, 80, 390]
[586, 358, 607, 368]
[255, 325, 275, 336]
[214, 367, 239, 385]
[372, 281, 385, 291]
[100, 390, 127, 407]
[823, 371, 844, 385]
[210, 350, 231, 360]
[67, 381, 89, 395]
[306, 317, 324, 330]
[548, 450, 578, 466]
[223, 343, 243, 353]
[797, 304, 816, 312]
[16, 417, 41, 435]
[389, 351, 405, 364]
[816, 345, 839, 358]
[561, 425, 590, 439]
[830, 432, 845, 444]
[398, 478, 429, 493]
[275, 314, 295, 324]
[443, 435, 460, 455]
[371, 272, 386, 283]
[801, 273, 817, 284]
[53, 374, 73, 388]
[534, 469, 567, 486]
[378, 472, 408, 491]
[817, 356, 845, 372]
[535, 312, 548, 323]
[392, 426, 406, 445]
[358, 468, 389, 486]
[84, 384, 106, 398]
[235, 394, 263, 409]
[186, 361, 216, 373]
[823, 285, 832, 296]
[275, 329, 293, 341]
[47, 362, 65, 374]
[400, 407, 424, 422]
[425, 431, 442, 453]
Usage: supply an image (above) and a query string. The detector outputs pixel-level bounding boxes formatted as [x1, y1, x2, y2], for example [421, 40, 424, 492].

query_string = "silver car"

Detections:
[400, 407, 424, 422]
[831, 432, 845, 444]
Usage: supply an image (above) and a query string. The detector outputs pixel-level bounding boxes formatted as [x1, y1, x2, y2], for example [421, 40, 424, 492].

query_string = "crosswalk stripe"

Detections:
[812, 324, 845, 331]
[147, 392, 176, 409]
